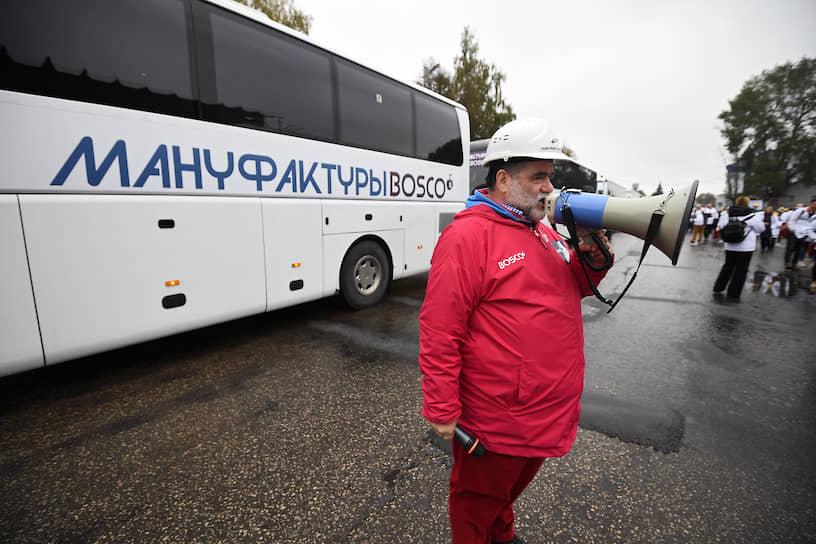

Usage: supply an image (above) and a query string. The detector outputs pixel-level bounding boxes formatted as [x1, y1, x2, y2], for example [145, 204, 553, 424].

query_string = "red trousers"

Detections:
[450, 438, 545, 544]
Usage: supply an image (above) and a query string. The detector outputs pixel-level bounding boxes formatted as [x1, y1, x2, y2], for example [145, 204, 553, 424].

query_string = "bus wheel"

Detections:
[340, 240, 390, 309]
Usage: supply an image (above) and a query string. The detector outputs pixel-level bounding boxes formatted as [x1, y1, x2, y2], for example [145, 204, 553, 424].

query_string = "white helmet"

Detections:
[482, 118, 571, 166]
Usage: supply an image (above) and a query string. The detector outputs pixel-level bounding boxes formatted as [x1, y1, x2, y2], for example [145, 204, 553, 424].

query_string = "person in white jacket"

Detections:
[771, 210, 782, 240]
[779, 207, 793, 237]
[806, 212, 816, 293]
[786, 198, 816, 269]
[781, 205, 800, 262]
[703, 203, 719, 243]
[713, 195, 766, 301]
[760, 206, 781, 252]
[690, 205, 705, 245]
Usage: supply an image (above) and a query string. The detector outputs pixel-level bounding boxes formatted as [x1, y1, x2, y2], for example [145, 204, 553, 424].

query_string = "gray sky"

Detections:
[296, 0, 816, 197]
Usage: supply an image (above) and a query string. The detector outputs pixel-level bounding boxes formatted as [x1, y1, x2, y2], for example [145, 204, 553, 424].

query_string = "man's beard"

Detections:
[508, 179, 547, 223]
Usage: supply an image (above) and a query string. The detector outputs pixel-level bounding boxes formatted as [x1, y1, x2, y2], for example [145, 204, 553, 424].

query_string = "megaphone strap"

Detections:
[606, 209, 664, 313]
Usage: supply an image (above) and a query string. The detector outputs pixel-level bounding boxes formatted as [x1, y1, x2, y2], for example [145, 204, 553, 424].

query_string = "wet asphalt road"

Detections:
[0, 233, 814, 543]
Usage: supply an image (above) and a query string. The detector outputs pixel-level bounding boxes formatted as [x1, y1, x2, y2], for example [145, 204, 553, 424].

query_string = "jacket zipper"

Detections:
[530, 224, 549, 250]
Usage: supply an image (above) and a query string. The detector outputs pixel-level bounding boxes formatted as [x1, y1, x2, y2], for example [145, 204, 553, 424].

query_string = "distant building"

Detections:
[715, 193, 728, 208]
[778, 181, 815, 208]
[724, 162, 813, 207]
[597, 176, 639, 198]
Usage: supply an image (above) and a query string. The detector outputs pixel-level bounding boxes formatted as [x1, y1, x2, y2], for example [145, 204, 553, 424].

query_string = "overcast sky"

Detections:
[296, 0, 816, 197]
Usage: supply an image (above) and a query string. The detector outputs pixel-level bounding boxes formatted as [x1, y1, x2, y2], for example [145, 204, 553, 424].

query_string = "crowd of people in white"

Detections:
[688, 197, 816, 299]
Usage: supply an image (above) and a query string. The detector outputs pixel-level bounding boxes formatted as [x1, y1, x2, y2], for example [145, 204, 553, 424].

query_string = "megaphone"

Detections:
[543, 180, 699, 265]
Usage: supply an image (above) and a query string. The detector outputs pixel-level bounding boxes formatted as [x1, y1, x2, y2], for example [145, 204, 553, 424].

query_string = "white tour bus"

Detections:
[0, 0, 469, 377]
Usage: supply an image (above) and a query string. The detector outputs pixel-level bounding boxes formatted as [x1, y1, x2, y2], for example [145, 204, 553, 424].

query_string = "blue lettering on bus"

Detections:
[173, 146, 202, 189]
[299, 161, 321, 194]
[337, 165, 354, 195]
[203, 150, 234, 190]
[50, 137, 451, 199]
[51, 136, 130, 187]
[134, 145, 171, 188]
[276, 159, 297, 192]
[370, 171, 384, 196]
[355, 167, 368, 195]
[320, 163, 336, 193]
[239, 154, 277, 191]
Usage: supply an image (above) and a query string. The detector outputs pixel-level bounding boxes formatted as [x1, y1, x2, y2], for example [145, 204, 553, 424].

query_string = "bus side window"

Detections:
[335, 58, 413, 157]
[415, 92, 463, 167]
[198, 4, 335, 142]
[0, 0, 196, 118]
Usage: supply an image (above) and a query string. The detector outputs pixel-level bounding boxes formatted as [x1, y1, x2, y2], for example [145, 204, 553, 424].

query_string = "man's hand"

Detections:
[428, 419, 458, 441]
[576, 227, 614, 265]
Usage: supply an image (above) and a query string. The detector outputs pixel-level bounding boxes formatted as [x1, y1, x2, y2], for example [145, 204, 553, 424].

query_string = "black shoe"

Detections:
[492, 536, 526, 544]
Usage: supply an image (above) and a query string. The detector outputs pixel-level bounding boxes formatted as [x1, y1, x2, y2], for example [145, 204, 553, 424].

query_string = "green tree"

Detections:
[719, 57, 816, 201]
[696, 192, 716, 205]
[420, 28, 515, 140]
[235, 0, 312, 34]
[420, 61, 454, 98]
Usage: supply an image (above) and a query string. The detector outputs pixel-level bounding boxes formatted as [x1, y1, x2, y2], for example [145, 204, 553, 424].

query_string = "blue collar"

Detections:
[465, 188, 531, 225]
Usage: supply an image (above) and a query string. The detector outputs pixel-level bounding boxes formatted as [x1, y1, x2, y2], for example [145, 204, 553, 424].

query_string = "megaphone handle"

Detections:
[584, 232, 614, 272]
[560, 205, 615, 308]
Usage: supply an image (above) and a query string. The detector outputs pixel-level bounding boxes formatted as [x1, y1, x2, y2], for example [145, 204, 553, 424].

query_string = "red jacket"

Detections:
[419, 195, 610, 457]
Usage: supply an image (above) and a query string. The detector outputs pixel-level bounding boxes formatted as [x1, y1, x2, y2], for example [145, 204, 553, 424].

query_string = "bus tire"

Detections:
[339, 240, 390, 310]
